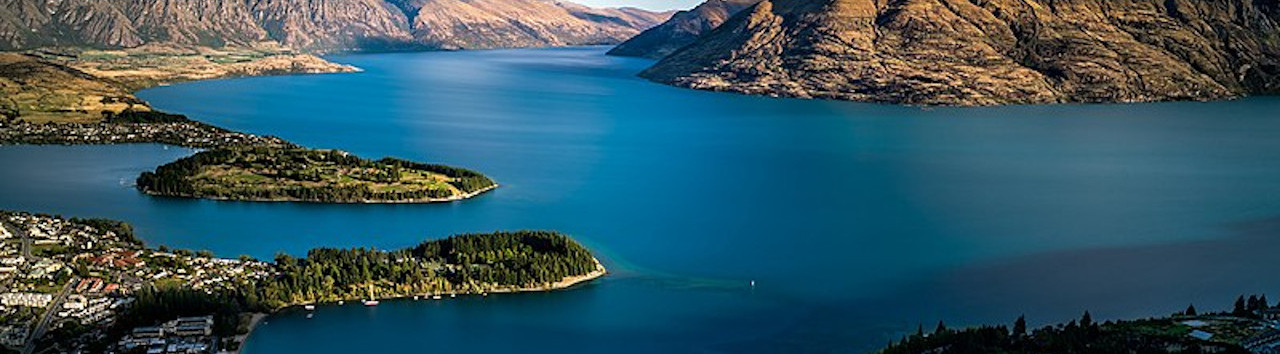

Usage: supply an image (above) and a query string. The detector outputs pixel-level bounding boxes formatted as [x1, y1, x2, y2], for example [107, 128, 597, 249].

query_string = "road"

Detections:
[3, 219, 73, 354]
[21, 276, 77, 354]
[1, 220, 34, 260]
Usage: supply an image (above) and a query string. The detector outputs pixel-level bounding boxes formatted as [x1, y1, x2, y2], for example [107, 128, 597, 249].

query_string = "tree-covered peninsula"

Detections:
[253, 231, 606, 307]
[136, 147, 497, 203]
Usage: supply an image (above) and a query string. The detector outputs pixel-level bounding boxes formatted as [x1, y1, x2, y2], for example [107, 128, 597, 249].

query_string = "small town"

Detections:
[0, 211, 273, 353]
[0, 119, 293, 149]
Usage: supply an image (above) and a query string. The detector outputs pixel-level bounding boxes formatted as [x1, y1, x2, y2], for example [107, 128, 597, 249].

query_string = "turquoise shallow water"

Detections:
[3, 47, 1280, 352]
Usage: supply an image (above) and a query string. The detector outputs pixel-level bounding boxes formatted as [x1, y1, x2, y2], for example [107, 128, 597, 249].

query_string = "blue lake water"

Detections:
[3, 47, 1280, 352]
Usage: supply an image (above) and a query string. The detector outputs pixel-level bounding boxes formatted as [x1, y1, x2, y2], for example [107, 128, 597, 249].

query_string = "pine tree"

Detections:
[1186, 304, 1197, 316]
[1081, 311, 1094, 328]
[1235, 296, 1247, 315]
[1013, 315, 1027, 337]
[935, 321, 947, 335]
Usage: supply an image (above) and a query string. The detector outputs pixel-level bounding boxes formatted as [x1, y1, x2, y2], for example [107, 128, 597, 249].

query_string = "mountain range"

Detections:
[0, 0, 673, 52]
[638, 0, 1280, 106]
[607, 0, 760, 59]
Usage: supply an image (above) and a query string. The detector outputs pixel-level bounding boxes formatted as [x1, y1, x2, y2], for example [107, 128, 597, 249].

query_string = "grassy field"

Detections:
[2, 44, 355, 124]
[190, 162, 460, 198]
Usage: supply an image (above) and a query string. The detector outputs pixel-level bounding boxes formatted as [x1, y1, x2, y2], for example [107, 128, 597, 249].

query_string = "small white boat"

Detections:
[450, 293, 456, 298]
[432, 295, 442, 300]
[304, 304, 315, 311]
[413, 296, 420, 301]
[337, 300, 345, 305]
[306, 313, 313, 319]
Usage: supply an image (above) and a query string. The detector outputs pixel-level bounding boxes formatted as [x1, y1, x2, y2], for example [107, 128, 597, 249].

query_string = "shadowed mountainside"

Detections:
[608, 0, 762, 59]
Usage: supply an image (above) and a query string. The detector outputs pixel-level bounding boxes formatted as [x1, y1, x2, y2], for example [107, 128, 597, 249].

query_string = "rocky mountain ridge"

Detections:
[0, 0, 672, 53]
[608, 0, 761, 59]
[640, 0, 1280, 106]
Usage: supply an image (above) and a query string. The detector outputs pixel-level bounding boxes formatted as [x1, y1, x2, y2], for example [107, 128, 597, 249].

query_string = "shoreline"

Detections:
[139, 183, 499, 204]
[228, 259, 607, 352]
[223, 313, 266, 354]
[277, 258, 606, 309]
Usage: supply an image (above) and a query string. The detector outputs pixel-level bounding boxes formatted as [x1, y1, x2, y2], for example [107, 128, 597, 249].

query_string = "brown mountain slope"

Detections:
[640, 0, 1280, 106]
[247, 0, 418, 52]
[608, 0, 761, 59]
[399, 0, 669, 50]
[1, 46, 355, 123]
[0, 0, 670, 53]
[124, 0, 270, 47]
[0, 0, 145, 49]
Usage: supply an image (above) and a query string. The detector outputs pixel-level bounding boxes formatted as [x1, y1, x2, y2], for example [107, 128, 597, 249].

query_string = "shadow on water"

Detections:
[723, 214, 1280, 353]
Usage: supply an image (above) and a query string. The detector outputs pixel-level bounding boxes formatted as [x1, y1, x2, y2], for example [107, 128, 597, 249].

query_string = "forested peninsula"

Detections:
[256, 230, 607, 307]
[136, 147, 497, 203]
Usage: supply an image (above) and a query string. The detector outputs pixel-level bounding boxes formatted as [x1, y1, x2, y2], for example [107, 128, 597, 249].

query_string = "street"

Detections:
[20, 276, 76, 354]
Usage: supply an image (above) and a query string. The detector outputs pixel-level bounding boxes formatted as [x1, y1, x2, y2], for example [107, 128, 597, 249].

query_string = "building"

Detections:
[169, 316, 214, 337]
[63, 294, 87, 310]
[118, 315, 217, 353]
[0, 292, 53, 307]
[1244, 329, 1280, 353]
[90, 250, 146, 269]
[131, 326, 164, 339]
[0, 325, 29, 348]
[1258, 308, 1280, 321]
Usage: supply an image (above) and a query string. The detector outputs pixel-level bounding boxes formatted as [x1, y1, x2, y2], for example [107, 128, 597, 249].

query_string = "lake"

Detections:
[3, 47, 1280, 353]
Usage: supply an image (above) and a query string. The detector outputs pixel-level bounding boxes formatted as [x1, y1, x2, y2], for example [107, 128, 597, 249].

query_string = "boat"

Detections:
[413, 296, 420, 301]
[303, 304, 315, 311]
[432, 295, 442, 300]
[337, 300, 344, 305]
[363, 284, 380, 306]
[306, 313, 313, 319]
[450, 293, 456, 298]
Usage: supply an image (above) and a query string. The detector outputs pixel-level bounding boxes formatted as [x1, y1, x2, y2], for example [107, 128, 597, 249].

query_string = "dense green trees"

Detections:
[136, 147, 497, 202]
[881, 315, 1247, 354]
[102, 110, 189, 124]
[68, 217, 142, 246]
[878, 294, 1280, 354]
[255, 231, 597, 308]
[114, 286, 250, 338]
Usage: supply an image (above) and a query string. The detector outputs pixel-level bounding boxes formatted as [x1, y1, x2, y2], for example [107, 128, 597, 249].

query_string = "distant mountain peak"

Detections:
[607, 0, 762, 59]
